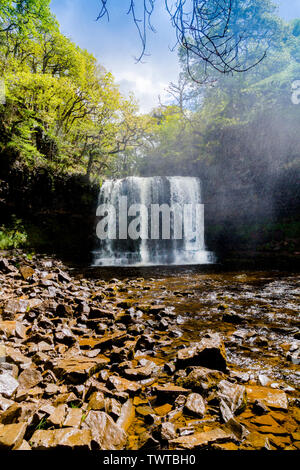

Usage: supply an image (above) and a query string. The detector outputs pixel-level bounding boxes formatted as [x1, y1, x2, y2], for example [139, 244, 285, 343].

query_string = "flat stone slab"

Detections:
[170, 428, 234, 449]
[246, 386, 288, 410]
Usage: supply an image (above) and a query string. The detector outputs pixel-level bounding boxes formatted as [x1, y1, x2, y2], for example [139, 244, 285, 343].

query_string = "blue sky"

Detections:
[50, 0, 300, 112]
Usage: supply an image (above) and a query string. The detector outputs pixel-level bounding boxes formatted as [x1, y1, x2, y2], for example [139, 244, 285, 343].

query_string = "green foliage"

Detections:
[0, 217, 27, 249]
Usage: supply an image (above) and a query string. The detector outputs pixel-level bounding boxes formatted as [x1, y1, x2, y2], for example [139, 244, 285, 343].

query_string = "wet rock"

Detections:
[246, 386, 288, 410]
[54, 355, 109, 383]
[184, 393, 206, 417]
[116, 399, 135, 432]
[177, 333, 227, 372]
[154, 403, 173, 417]
[217, 380, 247, 422]
[224, 418, 249, 440]
[0, 373, 19, 398]
[83, 411, 127, 450]
[19, 265, 35, 280]
[0, 422, 27, 449]
[18, 367, 43, 391]
[222, 312, 244, 324]
[3, 299, 29, 320]
[105, 398, 122, 420]
[153, 384, 191, 398]
[107, 375, 141, 394]
[0, 362, 18, 379]
[30, 428, 92, 450]
[177, 367, 225, 395]
[170, 428, 234, 449]
[88, 392, 105, 411]
[63, 408, 82, 428]
[252, 399, 269, 415]
[47, 404, 67, 427]
[161, 422, 177, 440]
[0, 403, 23, 424]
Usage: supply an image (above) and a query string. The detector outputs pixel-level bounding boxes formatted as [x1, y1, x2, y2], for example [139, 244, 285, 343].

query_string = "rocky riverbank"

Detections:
[0, 251, 299, 450]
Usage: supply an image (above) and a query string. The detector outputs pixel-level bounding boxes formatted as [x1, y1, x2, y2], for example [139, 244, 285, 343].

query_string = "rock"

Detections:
[224, 418, 249, 440]
[241, 431, 271, 450]
[14, 439, 32, 450]
[83, 411, 127, 450]
[0, 373, 19, 398]
[0, 362, 18, 379]
[124, 364, 155, 380]
[47, 404, 67, 427]
[3, 299, 29, 320]
[0, 422, 27, 449]
[0, 396, 15, 412]
[107, 376, 141, 394]
[177, 367, 225, 395]
[154, 403, 173, 417]
[170, 428, 234, 449]
[88, 392, 105, 411]
[105, 398, 122, 420]
[0, 403, 23, 424]
[246, 386, 288, 410]
[184, 393, 206, 417]
[63, 408, 82, 428]
[18, 367, 43, 391]
[253, 399, 269, 415]
[152, 384, 191, 397]
[222, 312, 244, 324]
[0, 258, 17, 273]
[30, 428, 92, 450]
[54, 355, 110, 383]
[19, 265, 35, 280]
[116, 399, 135, 432]
[55, 327, 76, 346]
[217, 380, 247, 422]
[161, 422, 177, 440]
[177, 333, 227, 371]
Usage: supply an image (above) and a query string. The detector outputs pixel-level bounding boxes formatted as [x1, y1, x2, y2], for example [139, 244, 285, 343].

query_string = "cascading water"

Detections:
[92, 176, 215, 266]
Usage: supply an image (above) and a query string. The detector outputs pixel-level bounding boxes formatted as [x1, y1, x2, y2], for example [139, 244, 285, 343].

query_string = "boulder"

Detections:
[177, 333, 227, 371]
[177, 367, 225, 395]
[170, 428, 234, 449]
[184, 393, 206, 417]
[217, 380, 247, 422]
[0, 373, 19, 398]
[54, 355, 110, 383]
[0, 422, 27, 449]
[83, 411, 127, 450]
[30, 428, 92, 450]
[18, 368, 43, 391]
[246, 386, 288, 410]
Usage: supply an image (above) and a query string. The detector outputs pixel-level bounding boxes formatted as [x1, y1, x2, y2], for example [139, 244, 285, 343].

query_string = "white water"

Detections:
[93, 176, 215, 266]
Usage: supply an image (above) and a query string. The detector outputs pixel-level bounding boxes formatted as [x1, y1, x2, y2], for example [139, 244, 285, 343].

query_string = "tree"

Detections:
[97, 0, 280, 77]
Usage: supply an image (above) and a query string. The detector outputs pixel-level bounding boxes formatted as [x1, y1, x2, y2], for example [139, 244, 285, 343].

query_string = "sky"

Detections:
[50, 0, 300, 113]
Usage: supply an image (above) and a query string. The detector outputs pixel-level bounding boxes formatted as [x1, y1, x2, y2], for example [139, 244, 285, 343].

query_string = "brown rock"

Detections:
[177, 333, 227, 371]
[19, 265, 35, 280]
[0, 422, 27, 449]
[47, 404, 67, 427]
[83, 411, 127, 450]
[0, 373, 19, 398]
[30, 428, 92, 450]
[88, 392, 105, 411]
[0, 403, 23, 424]
[184, 393, 206, 417]
[217, 380, 247, 422]
[18, 367, 43, 391]
[170, 428, 234, 449]
[63, 408, 82, 428]
[107, 375, 141, 394]
[177, 367, 225, 395]
[105, 398, 122, 420]
[54, 355, 110, 383]
[153, 384, 191, 397]
[246, 386, 288, 410]
[3, 299, 29, 320]
[161, 422, 177, 440]
[116, 399, 135, 432]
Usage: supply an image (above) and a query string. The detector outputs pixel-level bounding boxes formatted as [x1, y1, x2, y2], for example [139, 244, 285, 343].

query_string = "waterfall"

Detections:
[92, 176, 215, 266]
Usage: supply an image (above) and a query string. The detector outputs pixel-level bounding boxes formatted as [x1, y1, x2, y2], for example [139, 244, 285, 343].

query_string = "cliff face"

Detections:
[0, 163, 99, 263]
